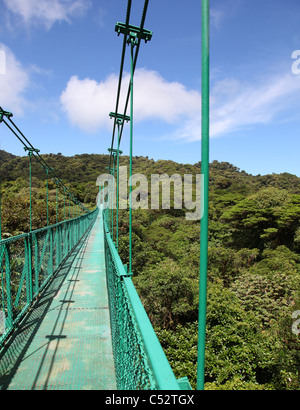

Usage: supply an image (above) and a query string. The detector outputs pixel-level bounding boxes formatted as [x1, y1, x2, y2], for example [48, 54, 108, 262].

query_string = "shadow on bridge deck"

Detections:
[0, 212, 116, 390]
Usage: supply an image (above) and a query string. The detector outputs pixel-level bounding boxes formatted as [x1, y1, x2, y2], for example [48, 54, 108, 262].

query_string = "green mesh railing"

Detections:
[103, 209, 185, 390]
[0, 208, 98, 350]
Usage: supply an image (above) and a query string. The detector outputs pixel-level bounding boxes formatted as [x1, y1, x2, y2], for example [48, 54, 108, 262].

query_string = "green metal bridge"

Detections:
[0, 205, 189, 390]
[0, 0, 210, 391]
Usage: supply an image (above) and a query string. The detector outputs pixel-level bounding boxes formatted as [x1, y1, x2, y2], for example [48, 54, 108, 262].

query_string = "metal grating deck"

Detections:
[0, 212, 116, 390]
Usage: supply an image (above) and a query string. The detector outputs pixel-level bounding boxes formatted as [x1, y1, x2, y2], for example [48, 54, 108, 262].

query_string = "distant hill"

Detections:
[0, 150, 17, 164]
[0, 150, 299, 200]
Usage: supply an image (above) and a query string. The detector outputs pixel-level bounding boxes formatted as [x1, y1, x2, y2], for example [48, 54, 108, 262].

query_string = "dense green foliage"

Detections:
[1, 150, 299, 390]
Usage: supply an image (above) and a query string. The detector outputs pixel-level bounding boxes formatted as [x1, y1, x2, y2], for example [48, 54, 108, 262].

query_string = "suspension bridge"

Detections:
[0, 0, 210, 391]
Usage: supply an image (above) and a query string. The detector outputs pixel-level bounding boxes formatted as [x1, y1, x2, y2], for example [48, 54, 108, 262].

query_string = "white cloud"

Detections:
[209, 73, 300, 139]
[60, 66, 300, 141]
[133, 69, 201, 123]
[210, 0, 245, 29]
[3, 0, 90, 29]
[60, 73, 119, 133]
[211, 8, 226, 29]
[0, 44, 30, 115]
[60, 68, 202, 133]
[170, 72, 300, 142]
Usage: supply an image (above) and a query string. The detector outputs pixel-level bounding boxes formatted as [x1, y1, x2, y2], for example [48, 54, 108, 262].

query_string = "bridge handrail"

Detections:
[0, 208, 99, 350]
[103, 210, 182, 390]
[0, 209, 97, 246]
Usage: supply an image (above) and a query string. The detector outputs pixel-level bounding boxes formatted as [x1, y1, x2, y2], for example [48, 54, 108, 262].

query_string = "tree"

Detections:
[205, 283, 272, 386]
[134, 258, 198, 329]
[157, 283, 274, 390]
[221, 188, 300, 250]
[208, 246, 259, 287]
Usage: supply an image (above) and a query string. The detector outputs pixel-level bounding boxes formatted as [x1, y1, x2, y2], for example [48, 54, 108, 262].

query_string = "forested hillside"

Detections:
[0, 150, 299, 390]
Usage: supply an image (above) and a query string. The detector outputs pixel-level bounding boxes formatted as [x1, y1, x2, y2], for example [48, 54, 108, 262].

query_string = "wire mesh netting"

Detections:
[104, 218, 157, 390]
[0, 209, 99, 350]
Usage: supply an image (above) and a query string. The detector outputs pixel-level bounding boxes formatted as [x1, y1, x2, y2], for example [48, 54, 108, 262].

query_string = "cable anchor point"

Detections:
[115, 22, 153, 45]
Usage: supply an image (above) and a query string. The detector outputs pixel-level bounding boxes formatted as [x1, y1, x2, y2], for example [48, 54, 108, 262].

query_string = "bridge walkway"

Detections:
[0, 211, 116, 390]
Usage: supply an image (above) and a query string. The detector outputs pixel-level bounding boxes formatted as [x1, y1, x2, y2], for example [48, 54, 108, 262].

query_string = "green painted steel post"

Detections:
[63, 188, 66, 221]
[106, 167, 111, 231]
[105, 166, 112, 233]
[46, 168, 49, 226]
[129, 37, 136, 275]
[112, 153, 116, 240]
[116, 143, 120, 249]
[1, 263, 4, 312]
[116, 121, 123, 250]
[197, 0, 210, 391]
[50, 229, 53, 276]
[56, 182, 59, 224]
[109, 177, 112, 231]
[23, 147, 39, 306]
[24, 147, 39, 232]
[0, 110, 13, 240]
[34, 234, 39, 296]
[29, 151, 33, 232]
[5, 247, 13, 330]
[0, 182, 1, 241]
[26, 236, 33, 306]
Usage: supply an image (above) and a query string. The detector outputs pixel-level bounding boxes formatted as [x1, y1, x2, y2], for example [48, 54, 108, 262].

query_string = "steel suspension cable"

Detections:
[5, 112, 86, 211]
[109, 0, 150, 160]
[0, 108, 89, 220]
[116, 0, 150, 149]
[107, 0, 152, 277]
[109, 0, 132, 171]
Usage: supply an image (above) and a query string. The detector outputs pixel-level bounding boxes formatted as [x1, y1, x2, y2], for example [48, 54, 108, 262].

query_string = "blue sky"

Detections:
[0, 0, 300, 177]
